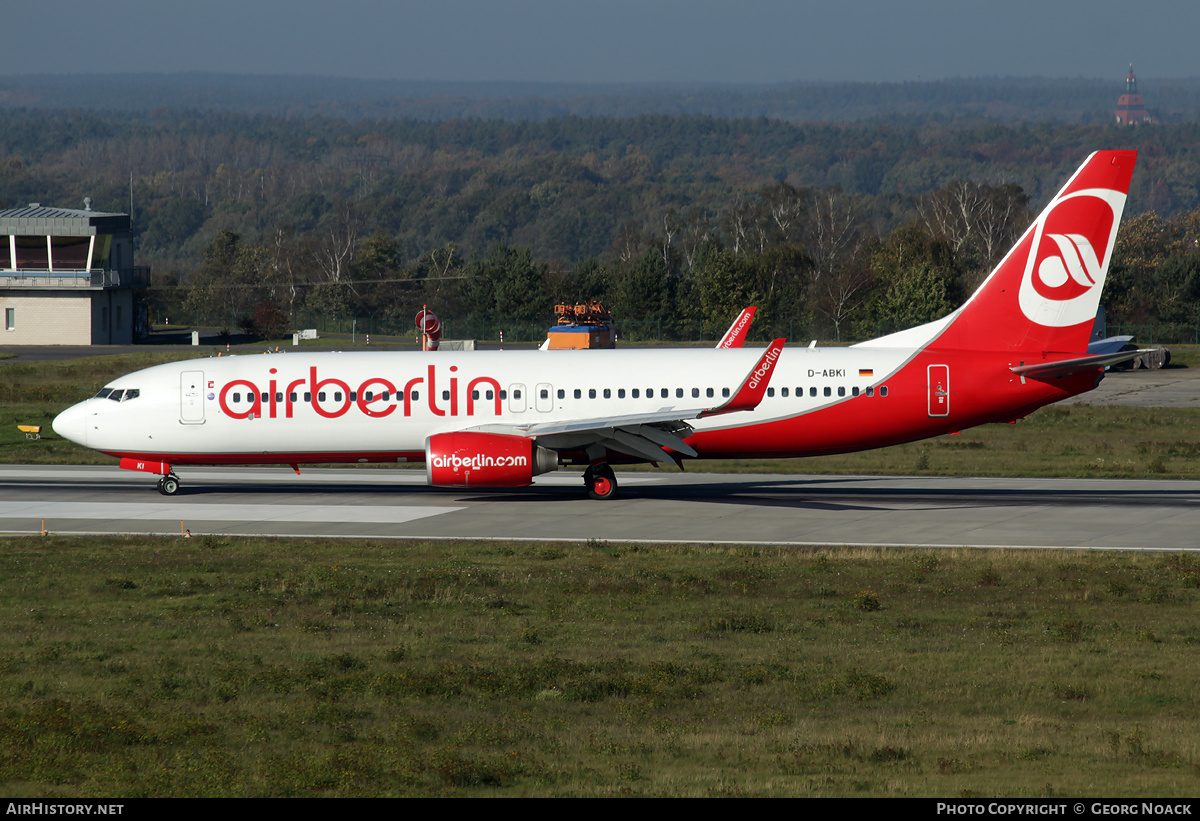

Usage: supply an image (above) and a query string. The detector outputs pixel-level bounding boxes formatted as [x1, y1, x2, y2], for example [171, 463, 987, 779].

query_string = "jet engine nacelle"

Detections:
[425, 431, 558, 488]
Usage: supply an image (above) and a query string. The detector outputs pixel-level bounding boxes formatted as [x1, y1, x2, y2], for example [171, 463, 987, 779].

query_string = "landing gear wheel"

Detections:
[584, 464, 617, 500]
[158, 475, 180, 496]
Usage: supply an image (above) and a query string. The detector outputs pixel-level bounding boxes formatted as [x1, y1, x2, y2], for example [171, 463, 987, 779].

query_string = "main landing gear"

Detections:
[583, 464, 617, 500]
[157, 473, 181, 496]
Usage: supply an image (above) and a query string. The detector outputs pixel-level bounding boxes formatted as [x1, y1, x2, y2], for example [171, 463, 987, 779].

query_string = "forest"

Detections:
[2, 101, 1200, 343]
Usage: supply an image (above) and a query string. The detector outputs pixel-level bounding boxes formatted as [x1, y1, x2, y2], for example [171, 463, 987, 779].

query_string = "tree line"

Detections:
[2, 109, 1200, 341]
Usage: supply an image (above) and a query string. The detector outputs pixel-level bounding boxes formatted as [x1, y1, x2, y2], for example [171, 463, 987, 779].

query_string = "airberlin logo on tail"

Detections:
[1018, 188, 1125, 328]
[1035, 234, 1100, 299]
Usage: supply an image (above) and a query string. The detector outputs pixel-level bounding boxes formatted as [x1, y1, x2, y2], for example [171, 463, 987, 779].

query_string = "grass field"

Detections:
[1, 537, 1199, 797]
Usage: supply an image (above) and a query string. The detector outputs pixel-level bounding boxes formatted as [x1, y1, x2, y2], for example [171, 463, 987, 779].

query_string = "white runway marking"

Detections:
[0, 501, 463, 524]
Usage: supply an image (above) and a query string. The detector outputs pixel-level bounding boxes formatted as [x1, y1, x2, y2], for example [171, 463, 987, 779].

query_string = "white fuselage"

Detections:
[54, 345, 917, 463]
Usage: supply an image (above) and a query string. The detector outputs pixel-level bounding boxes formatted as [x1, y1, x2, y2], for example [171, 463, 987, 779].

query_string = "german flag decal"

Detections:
[859, 368, 874, 377]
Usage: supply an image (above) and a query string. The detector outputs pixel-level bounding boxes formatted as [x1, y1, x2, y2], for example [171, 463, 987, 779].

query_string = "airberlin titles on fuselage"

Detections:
[217, 364, 503, 421]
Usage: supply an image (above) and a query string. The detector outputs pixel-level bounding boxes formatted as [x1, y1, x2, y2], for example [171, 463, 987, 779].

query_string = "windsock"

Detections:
[416, 309, 441, 351]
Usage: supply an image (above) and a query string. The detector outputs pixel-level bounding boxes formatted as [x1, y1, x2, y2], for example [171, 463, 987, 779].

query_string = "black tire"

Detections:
[586, 464, 617, 500]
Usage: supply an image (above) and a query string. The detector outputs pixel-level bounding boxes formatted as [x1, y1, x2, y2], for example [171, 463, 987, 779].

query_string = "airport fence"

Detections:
[1108, 324, 1200, 345]
[189, 310, 822, 345]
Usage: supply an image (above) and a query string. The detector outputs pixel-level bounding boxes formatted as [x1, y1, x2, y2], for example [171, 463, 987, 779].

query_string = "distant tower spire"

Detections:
[1115, 63, 1150, 125]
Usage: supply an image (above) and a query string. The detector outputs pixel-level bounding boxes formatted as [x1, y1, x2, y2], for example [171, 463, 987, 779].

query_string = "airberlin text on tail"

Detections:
[943, 150, 1136, 355]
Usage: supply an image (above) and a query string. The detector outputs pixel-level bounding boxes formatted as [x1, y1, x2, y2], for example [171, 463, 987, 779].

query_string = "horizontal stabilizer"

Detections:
[1010, 349, 1156, 379]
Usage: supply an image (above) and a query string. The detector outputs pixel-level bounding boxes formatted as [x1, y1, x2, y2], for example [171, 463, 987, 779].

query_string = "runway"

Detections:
[2, 464, 1198, 550]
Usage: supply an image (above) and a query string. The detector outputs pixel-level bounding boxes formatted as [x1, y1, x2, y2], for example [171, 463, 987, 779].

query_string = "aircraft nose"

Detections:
[52, 401, 88, 447]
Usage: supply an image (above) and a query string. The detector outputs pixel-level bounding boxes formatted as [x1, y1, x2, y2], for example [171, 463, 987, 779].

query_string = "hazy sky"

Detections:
[4, 0, 1196, 84]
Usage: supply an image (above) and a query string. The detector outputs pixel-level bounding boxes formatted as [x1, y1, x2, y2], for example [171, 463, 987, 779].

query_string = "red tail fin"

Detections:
[934, 150, 1136, 355]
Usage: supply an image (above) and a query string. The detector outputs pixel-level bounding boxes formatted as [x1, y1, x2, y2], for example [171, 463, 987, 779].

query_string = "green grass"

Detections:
[2, 536, 1199, 797]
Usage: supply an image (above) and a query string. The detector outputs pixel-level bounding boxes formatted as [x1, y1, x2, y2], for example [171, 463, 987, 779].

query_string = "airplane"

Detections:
[53, 150, 1142, 500]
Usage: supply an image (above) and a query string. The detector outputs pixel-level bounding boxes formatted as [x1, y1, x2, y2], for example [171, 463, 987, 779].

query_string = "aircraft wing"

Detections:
[465, 339, 786, 463]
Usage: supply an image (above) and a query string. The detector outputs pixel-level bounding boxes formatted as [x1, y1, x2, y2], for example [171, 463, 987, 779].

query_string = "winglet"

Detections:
[716, 307, 757, 348]
[701, 338, 786, 417]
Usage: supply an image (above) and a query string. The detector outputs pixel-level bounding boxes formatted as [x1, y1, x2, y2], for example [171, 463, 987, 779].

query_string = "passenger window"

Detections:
[540, 389, 549, 399]
[823, 387, 831, 397]
[485, 391, 492, 400]
[334, 392, 342, 402]
[767, 388, 775, 397]
[722, 388, 730, 398]
[881, 386, 889, 397]
[290, 392, 298, 402]
[706, 388, 714, 398]
[676, 388, 683, 398]
[691, 388, 699, 398]
[442, 390, 450, 400]
[304, 392, 312, 402]
[318, 392, 326, 401]
[232, 392, 241, 403]
[618, 389, 625, 398]
[574, 389, 582, 399]
[349, 392, 356, 401]
[661, 388, 669, 399]
[781, 388, 788, 397]
[632, 389, 640, 398]
[588, 388, 596, 399]
[472, 390, 480, 400]
[261, 393, 269, 403]
[809, 387, 817, 397]
[412, 391, 420, 401]
[382, 392, 390, 401]
[499, 390, 506, 400]
[514, 389, 522, 400]
[557, 389, 565, 399]
[866, 386, 874, 396]
[275, 392, 282, 402]
[852, 387, 860, 396]
[603, 388, 611, 399]
[838, 387, 846, 397]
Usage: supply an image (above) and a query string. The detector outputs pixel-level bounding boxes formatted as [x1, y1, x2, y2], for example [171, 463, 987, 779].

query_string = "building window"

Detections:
[50, 236, 90, 270]
[5, 308, 13, 331]
[14, 236, 49, 270]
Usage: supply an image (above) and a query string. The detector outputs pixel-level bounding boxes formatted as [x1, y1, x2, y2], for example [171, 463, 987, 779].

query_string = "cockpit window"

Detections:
[95, 388, 114, 399]
[102, 389, 139, 402]
[122, 389, 139, 401]
[107, 390, 124, 402]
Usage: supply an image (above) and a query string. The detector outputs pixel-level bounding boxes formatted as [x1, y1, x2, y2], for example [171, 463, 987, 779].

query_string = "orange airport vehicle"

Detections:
[546, 301, 616, 349]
